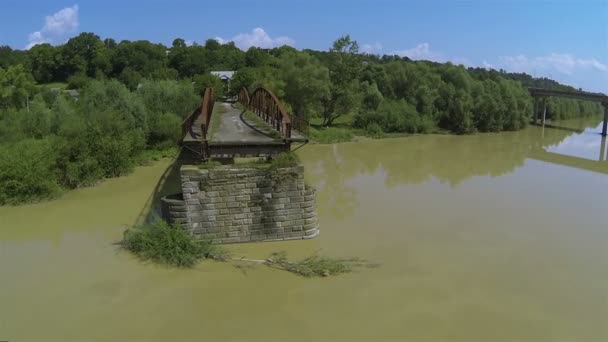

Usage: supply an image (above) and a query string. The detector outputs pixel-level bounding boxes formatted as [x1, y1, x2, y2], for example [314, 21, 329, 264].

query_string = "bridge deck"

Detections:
[213, 103, 277, 143]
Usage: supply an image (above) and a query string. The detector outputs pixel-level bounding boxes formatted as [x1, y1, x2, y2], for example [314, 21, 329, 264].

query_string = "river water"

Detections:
[1, 118, 607, 341]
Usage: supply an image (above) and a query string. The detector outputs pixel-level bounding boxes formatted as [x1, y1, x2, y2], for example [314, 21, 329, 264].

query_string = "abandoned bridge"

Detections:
[181, 87, 309, 161]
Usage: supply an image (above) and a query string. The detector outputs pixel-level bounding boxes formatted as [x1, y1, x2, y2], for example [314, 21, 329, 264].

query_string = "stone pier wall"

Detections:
[161, 165, 319, 243]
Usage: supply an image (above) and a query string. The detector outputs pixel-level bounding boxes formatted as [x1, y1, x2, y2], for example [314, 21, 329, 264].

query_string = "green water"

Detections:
[1, 118, 607, 341]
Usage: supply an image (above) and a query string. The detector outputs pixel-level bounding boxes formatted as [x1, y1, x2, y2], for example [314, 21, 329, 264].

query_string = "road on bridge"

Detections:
[212, 102, 276, 143]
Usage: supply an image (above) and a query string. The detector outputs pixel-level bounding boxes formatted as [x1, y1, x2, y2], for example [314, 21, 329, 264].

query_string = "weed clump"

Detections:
[121, 219, 226, 267]
[197, 160, 222, 169]
[269, 152, 300, 169]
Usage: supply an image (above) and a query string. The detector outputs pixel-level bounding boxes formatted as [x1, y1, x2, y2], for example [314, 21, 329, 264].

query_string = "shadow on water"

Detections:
[132, 149, 189, 226]
[530, 122, 585, 134]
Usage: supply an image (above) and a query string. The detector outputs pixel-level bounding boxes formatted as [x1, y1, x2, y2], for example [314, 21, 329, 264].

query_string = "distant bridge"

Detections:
[528, 87, 608, 136]
[181, 87, 308, 161]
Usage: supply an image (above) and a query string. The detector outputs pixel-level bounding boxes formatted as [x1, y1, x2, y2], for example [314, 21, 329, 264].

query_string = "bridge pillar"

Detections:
[542, 97, 547, 126]
[533, 98, 539, 124]
[600, 135, 607, 161]
[602, 103, 608, 136]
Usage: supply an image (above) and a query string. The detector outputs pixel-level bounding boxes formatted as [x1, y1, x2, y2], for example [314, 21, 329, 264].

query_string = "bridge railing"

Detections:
[238, 87, 250, 109]
[181, 87, 215, 142]
[250, 87, 292, 139]
[199, 87, 215, 140]
[290, 115, 309, 136]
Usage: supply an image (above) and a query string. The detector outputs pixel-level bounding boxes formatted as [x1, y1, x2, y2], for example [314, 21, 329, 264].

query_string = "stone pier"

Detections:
[161, 165, 319, 243]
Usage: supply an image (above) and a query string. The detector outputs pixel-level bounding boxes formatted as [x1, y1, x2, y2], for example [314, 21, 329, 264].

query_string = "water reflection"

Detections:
[546, 121, 608, 161]
[300, 116, 607, 220]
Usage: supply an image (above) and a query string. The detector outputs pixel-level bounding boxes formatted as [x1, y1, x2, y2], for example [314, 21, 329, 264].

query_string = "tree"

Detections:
[61, 32, 104, 77]
[278, 51, 330, 119]
[360, 81, 383, 111]
[28, 44, 62, 83]
[172, 38, 187, 49]
[0, 64, 35, 109]
[321, 35, 362, 126]
[245, 47, 269, 67]
[110, 40, 168, 79]
[193, 73, 224, 98]
[0, 46, 26, 69]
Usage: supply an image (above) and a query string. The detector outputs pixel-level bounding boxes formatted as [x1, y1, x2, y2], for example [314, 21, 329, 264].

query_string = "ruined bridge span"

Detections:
[181, 86, 309, 161]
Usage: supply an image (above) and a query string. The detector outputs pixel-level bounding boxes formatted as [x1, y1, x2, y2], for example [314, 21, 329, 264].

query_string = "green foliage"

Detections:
[321, 35, 362, 126]
[355, 99, 435, 134]
[0, 138, 61, 205]
[360, 81, 383, 111]
[265, 251, 360, 277]
[245, 47, 270, 67]
[0, 64, 35, 109]
[197, 160, 223, 169]
[192, 73, 224, 98]
[66, 73, 90, 90]
[364, 122, 384, 137]
[121, 219, 225, 268]
[269, 152, 300, 169]
[28, 43, 62, 83]
[279, 51, 330, 119]
[309, 126, 355, 144]
[0, 79, 191, 204]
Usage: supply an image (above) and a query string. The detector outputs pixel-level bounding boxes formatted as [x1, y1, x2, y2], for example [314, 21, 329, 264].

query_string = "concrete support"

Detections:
[533, 98, 539, 124]
[602, 103, 608, 137]
[542, 98, 547, 126]
[600, 136, 607, 162]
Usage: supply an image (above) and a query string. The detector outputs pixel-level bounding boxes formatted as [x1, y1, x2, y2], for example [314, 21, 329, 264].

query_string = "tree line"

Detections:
[0, 33, 603, 204]
[0, 76, 199, 205]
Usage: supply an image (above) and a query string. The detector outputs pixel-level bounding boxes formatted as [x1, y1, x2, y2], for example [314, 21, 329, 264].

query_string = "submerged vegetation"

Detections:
[122, 220, 372, 276]
[262, 251, 371, 277]
[121, 220, 227, 268]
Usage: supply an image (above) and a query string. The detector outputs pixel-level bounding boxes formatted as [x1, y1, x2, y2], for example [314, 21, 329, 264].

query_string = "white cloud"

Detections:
[215, 28, 294, 51]
[26, 5, 79, 49]
[498, 53, 608, 75]
[392, 43, 441, 61]
[482, 60, 494, 69]
[361, 42, 383, 54]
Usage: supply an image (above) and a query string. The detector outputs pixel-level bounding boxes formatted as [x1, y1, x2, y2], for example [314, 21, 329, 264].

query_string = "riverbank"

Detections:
[307, 113, 604, 144]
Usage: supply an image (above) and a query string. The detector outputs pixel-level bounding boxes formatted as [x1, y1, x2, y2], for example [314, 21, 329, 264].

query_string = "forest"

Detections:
[0, 33, 603, 204]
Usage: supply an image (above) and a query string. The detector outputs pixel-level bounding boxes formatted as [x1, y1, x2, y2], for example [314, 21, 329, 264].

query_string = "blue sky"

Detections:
[1, 0, 607, 92]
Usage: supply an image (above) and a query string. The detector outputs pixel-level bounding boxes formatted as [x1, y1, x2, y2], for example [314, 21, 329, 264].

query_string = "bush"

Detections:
[81, 79, 148, 131]
[354, 99, 435, 134]
[309, 126, 354, 143]
[137, 79, 199, 119]
[0, 138, 61, 205]
[193, 73, 225, 99]
[269, 152, 300, 169]
[147, 112, 183, 149]
[364, 122, 384, 137]
[66, 73, 90, 90]
[121, 219, 225, 268]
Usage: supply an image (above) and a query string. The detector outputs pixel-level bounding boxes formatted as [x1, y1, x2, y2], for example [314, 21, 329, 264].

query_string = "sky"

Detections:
[0, 0, 607, 92]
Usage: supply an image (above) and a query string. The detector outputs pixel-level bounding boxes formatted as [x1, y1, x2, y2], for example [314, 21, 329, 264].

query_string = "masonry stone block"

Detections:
[160, 165, 319, 244]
